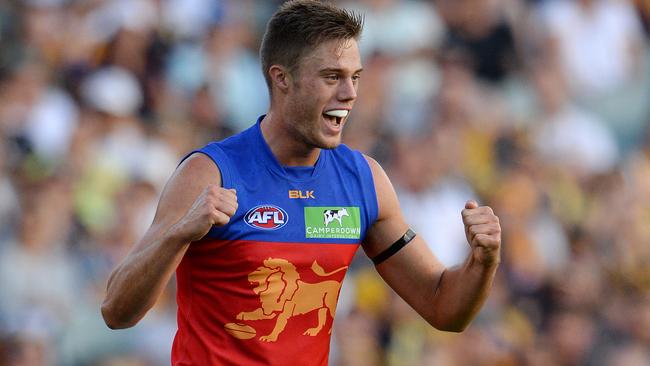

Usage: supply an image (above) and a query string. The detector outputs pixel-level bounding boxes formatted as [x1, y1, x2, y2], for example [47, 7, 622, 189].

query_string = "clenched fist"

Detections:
[175, 185, 238, 243]
[461, 200, 501, 266]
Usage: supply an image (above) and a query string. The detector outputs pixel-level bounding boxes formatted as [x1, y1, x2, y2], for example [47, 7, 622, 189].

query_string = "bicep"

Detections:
[362, 155, 446, 317]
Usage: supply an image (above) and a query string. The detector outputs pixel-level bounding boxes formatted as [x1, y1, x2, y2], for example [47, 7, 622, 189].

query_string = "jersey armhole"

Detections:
[357, 153, 380, 239]
[179, 143, 233, 189]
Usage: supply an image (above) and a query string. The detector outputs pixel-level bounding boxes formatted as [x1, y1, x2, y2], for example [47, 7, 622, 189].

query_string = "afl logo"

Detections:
[244, 205, 289, 230]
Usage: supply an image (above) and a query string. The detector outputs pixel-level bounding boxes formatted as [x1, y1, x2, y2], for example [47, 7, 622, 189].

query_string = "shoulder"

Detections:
[187, 125, 259, 187]
[362, 154, 381, 170]
[149, 153, 221, 227]
[361, 154, 401, 221]
[362, 155, 391, 192]
[176, 153, 221, 183]
[163, 153, 222, 204]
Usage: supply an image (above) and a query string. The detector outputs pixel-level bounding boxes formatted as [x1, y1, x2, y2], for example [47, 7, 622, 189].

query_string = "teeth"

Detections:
[324, 110, 349, 118]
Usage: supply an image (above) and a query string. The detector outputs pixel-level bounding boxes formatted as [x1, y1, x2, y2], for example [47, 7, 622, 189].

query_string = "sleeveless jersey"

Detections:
[171, 116, 379, 365]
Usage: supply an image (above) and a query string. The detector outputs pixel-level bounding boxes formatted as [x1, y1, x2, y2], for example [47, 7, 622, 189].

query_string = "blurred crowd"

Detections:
[1, 0, 650, 365]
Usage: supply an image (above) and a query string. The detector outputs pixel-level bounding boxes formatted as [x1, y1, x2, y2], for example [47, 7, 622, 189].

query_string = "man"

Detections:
[101, 1, 501, 365]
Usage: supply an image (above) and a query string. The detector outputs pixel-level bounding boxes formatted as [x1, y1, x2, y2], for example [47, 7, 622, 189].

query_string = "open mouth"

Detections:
[323, 109, 349, 127]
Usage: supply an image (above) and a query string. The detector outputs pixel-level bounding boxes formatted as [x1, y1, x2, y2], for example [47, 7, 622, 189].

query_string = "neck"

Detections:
[260, 111, 321, 167]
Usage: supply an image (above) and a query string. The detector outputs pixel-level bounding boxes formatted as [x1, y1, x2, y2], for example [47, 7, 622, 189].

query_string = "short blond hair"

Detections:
[259, 0, 363, 90]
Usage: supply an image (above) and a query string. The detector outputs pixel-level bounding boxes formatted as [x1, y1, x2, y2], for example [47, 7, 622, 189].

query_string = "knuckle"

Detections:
[213, 195, 223, 206]
[214, 213, 230, 226]
[204, 191, 217, 201]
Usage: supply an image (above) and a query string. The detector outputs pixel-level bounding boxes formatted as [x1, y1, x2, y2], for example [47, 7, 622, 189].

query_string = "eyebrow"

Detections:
[319, 67, 364, 74]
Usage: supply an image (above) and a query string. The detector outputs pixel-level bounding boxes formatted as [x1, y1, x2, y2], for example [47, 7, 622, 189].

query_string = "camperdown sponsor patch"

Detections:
[304, 207, 361, 239]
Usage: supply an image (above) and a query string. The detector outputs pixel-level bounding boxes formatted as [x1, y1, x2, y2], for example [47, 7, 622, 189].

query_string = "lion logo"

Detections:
[229, 258, 347, 342]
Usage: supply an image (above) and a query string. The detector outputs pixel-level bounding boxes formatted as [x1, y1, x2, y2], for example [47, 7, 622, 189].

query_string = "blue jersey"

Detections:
[172, 116, 379, 366]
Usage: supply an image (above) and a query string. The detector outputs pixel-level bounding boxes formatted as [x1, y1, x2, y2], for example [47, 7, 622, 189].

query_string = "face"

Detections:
[284, 38, 363, 149]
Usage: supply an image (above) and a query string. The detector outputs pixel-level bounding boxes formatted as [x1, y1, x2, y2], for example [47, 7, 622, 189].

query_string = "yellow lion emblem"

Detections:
[232, 258, 347, 342]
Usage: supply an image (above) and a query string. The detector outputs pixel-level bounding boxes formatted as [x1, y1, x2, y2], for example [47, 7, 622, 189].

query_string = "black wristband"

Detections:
[371, 228, 416, 266]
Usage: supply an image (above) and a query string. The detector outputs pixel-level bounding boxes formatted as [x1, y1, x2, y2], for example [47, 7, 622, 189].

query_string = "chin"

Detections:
[320, 143, 341, 150]
[317, 136, 343, 150]
[301, 129, 343, 150]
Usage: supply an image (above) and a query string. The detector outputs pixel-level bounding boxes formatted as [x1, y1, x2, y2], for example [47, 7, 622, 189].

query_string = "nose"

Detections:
[337, 77, 357, 102]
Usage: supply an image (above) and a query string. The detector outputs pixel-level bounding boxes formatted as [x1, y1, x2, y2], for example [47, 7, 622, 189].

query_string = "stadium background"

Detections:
[1, 0, 649, 364]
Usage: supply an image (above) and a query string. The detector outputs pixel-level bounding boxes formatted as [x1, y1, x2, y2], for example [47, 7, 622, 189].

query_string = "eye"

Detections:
[325, 74, 339, 81]
[352, 74, 361, 82]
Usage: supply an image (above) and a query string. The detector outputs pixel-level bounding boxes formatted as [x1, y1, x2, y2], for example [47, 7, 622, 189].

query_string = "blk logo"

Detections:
[289, 190, 315, 199]
[244, 205, 289, 230]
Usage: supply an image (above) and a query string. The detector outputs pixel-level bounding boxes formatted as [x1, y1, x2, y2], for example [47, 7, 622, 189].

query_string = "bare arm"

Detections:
[101, 154, 237, 329]
[362, 156, 500, 332]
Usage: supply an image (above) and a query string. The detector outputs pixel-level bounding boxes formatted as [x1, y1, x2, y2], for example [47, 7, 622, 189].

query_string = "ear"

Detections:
[269, 65, 291, 94]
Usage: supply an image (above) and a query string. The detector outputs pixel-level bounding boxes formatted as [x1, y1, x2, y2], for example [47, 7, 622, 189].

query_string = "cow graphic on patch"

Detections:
[323, 208, 349, 226]
[304, 206, 361, 239]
